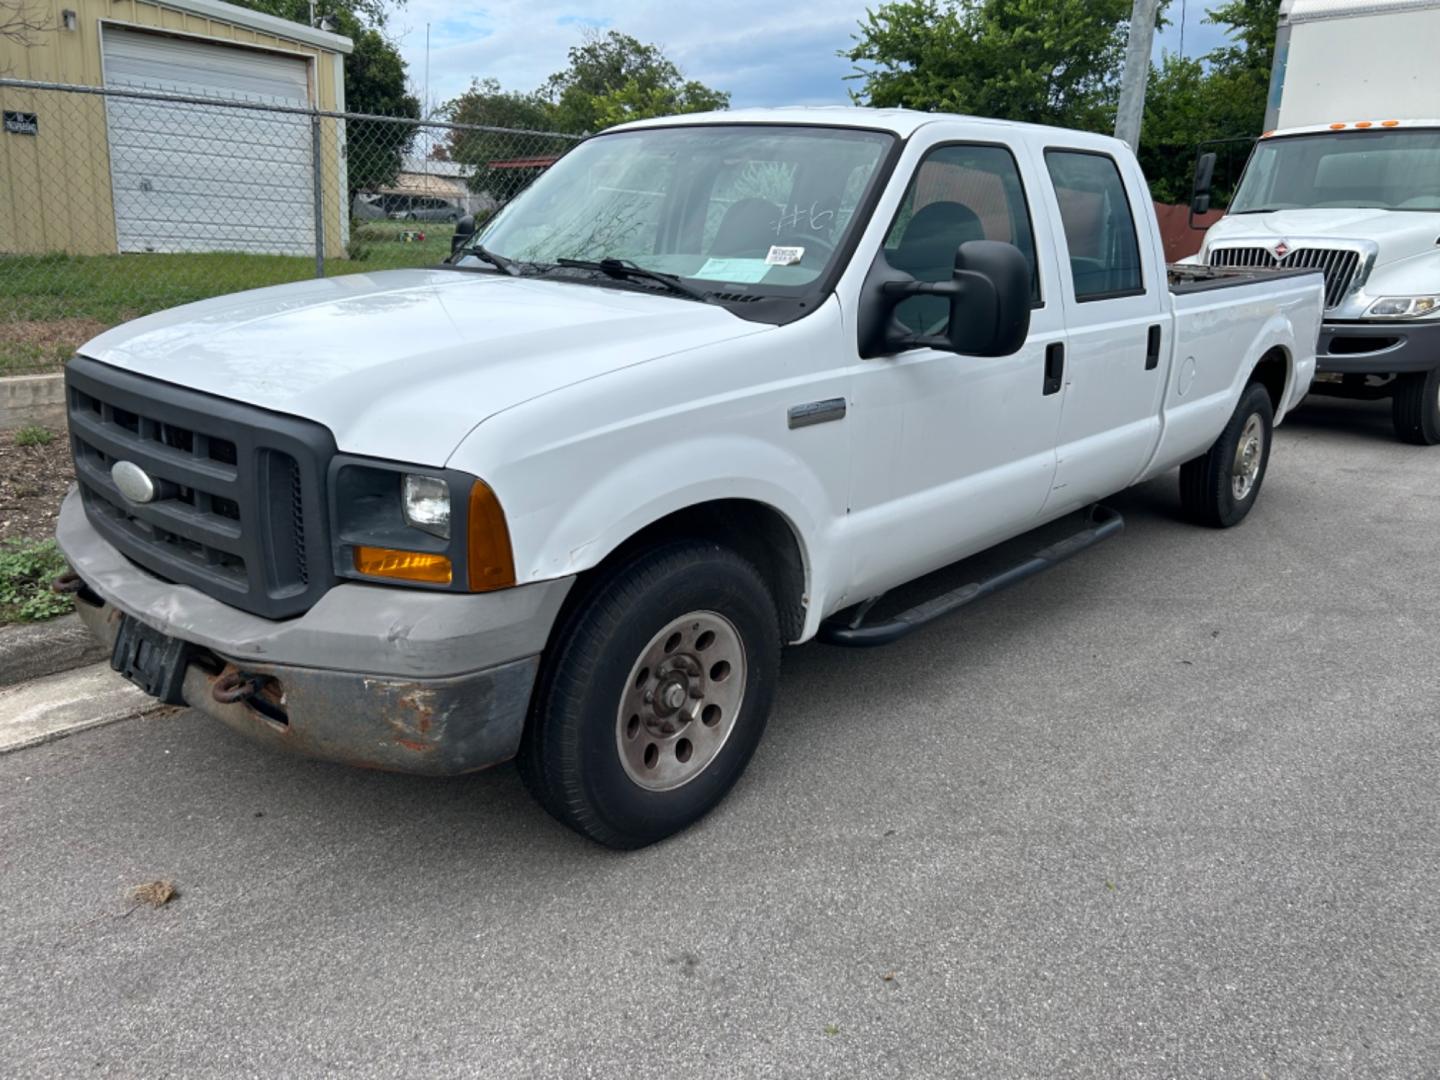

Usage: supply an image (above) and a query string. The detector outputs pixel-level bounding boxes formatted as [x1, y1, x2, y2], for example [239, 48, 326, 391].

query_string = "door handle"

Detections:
[1146, 325, 1162, 371]
[1043, 343, 1064, 396]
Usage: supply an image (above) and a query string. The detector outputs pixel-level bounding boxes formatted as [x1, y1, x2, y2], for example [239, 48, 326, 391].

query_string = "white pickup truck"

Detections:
[57, 109, 1322, 847]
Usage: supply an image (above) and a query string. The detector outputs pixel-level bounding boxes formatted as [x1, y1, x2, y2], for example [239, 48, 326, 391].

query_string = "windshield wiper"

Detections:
[553, 257, 717, 304]
[463, 243, 521, 277]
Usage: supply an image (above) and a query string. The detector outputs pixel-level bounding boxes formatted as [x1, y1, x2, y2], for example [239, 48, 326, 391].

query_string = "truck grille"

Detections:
[65, 356, 336, 620]
[1207, 246, 1362, 309]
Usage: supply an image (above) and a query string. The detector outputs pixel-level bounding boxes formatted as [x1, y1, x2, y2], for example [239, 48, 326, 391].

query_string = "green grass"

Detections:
[0, 538, 71, 623]
[0, 221, 456, 375]
[13, 425, 54, 448]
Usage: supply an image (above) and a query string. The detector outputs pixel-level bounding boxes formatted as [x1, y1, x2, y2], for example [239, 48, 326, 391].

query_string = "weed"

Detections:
[13, 425, 54, 448]
[0, 539, 71, 622]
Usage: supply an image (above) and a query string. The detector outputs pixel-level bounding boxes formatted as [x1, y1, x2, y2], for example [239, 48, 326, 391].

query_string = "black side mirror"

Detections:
[1190, 151, 1217, 225]
[859, 240, 1032, 359]
[450, 214, 477, 257]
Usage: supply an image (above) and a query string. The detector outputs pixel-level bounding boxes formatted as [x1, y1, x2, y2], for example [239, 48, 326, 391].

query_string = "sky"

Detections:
[391, 2, 1235, 118]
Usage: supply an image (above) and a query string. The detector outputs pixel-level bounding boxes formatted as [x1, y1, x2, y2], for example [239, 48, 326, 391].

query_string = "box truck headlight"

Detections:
[1365, 296, 1440, 319]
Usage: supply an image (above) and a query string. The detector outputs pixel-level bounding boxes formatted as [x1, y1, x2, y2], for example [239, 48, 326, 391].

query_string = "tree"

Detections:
[1139, 0, 1280, 202]
[542, 31, 729, 134]
[442, 31, 729, 202]
[844, 0, 1134, 131]
[442, 79, 560, 202]
[227, 1, 420, 197]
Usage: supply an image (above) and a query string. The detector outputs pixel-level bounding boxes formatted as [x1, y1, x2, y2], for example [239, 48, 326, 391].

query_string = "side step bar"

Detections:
[818, 505, 1125, 648]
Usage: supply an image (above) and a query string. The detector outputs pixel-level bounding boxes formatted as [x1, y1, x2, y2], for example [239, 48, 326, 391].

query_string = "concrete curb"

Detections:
[0, 661, 168, 754]
[0, 612, 108, 689]
[0, 372, 65, 433]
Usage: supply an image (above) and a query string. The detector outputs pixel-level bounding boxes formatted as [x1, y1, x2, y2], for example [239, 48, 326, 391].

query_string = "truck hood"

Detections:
[78, 268, 768, 465]
[1206, 208, 1440, 266]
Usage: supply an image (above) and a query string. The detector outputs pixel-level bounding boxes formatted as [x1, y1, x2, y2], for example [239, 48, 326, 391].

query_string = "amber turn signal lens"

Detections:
[353, 546, 453, 585]
[467, 479, 516, 592]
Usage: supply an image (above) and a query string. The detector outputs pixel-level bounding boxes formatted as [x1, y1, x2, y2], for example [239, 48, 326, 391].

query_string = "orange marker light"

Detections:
[1355, 121, 1372, 129]
[467, 479, 516, 592]
[353, 546, 453, 585]
[1260, 130, 1276, 139]
[1329, 122, 1347, 130]
[1382, 119, 1400, 127]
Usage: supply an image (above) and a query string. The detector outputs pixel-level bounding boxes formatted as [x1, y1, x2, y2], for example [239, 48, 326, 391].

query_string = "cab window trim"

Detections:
[1042, 146, 1148, 304]
[883, 139, 1046, 310]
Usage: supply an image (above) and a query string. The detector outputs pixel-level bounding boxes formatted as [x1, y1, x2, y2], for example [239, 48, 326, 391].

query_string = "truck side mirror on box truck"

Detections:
[859, 240, 1032, 359]
[1190, 152, 1217, 225]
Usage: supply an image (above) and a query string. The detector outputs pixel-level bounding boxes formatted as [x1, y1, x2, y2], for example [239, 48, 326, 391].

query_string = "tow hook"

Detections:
[51, 570, 84, 594]
[213, 669, 267, 705]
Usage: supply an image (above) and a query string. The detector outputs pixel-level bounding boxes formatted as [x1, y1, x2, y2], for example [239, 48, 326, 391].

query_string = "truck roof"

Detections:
[609, 105, 1131, 151]
[1282, 0, 1440, 23]
[1266, 118, 1440, 137]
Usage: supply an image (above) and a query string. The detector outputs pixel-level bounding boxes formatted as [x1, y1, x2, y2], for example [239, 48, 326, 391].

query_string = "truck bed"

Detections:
[1167, 263, 1323, 295]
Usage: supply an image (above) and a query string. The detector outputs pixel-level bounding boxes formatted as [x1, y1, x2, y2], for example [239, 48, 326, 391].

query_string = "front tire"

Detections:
[518, 541, 781, 849]
[1392, 368, 1440, 445]
[1179, 382, 1274, 528]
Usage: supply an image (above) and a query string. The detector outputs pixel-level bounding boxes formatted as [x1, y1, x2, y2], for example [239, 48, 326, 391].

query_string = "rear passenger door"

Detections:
[1038, 148, 1168, 511]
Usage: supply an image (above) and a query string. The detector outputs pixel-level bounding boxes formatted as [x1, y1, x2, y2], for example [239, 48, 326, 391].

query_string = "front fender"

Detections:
[520, 433, 833, 607]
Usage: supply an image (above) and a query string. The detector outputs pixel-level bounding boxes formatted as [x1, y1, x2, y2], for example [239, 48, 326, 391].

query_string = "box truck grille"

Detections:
[65, 356, 336, 620]
[1207, 246, 1362, 309]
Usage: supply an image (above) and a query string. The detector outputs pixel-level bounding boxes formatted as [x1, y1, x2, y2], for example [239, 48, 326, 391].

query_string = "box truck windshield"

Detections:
[1231, 129, 1440, 214]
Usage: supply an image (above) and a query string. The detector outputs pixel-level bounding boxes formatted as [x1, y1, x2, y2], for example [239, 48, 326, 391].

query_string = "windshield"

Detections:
[1231, 128, 1440, 213]
[470, 125, 894, 295]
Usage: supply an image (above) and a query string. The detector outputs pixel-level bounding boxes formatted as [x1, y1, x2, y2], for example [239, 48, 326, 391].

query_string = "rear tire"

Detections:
[1179, 382, 1274, 528]
[1391, 368, 1440, 446]
[518, 541, 781, 849]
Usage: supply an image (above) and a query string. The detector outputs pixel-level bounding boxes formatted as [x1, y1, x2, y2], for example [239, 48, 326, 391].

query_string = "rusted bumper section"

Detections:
[74, 597, 539, 775]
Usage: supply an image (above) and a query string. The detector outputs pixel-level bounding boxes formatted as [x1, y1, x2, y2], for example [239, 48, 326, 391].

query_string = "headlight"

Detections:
[402, 473, 451, 538]
[1365, 296, 1440, 319]
[331, 460, 514, 592]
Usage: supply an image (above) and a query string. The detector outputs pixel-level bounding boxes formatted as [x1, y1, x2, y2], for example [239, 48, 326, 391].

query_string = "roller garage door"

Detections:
[102, 27, 315, 254]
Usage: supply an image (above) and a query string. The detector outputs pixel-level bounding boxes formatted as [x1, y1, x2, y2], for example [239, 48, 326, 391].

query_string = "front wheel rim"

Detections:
[616, 610, 747, 792]
[1232, 413, 1265, 501]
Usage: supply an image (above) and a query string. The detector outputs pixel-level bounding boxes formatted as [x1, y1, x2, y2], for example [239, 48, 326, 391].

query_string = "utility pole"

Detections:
[1114, 0, 1160, 151]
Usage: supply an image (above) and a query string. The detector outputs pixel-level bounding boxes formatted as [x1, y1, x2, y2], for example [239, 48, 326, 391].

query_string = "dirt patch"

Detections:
[1, 319, 117, 375]
[130, 880, 177, 908]
[0, 426, 73, 543]
[4, 318, 115, 353]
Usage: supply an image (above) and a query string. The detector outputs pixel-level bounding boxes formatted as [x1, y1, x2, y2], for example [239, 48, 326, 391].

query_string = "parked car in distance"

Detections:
[1188, 0, 1440, 444]
[352, 192, 465, 223]
[58, 108, 1323, 848]
[389, 195, 464, 223]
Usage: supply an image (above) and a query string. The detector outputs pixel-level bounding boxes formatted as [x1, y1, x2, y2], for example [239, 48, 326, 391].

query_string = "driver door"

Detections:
[845, 138, 1067, 598]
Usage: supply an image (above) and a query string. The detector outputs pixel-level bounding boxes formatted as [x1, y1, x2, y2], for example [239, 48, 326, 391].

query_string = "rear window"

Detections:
[1044, 150, 1144, 301]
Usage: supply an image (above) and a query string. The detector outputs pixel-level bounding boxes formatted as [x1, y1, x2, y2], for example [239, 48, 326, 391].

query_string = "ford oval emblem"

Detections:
[111, 460, 157, 504]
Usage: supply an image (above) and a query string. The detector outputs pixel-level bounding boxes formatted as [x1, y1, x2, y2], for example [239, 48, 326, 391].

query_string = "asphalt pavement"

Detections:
[2, 396, 1438, 1078]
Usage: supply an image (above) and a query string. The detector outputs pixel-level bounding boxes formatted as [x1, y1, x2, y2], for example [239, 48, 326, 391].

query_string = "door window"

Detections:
[883, 144, 1040, 332]
[1044, 150, 1144, 301]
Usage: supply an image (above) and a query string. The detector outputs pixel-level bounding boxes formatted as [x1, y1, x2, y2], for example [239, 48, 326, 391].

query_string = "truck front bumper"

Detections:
[1317, 319, 1440, 375]
[56, 489, 574, 775]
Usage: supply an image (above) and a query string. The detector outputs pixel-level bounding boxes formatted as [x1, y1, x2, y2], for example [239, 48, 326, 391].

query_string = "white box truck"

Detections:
[1190, 0, 1440, 444]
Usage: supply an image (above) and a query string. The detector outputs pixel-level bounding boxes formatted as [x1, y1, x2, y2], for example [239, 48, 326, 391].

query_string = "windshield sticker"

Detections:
[765, 245, 805, 266]
[694, 257, 771, 283]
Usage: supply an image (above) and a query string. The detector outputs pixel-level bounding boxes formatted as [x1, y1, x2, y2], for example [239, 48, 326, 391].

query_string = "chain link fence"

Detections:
[0, 78, 582, 376]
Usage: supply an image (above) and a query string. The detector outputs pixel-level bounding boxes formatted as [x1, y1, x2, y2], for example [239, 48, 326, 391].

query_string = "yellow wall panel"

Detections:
[1, 1, 350, 256]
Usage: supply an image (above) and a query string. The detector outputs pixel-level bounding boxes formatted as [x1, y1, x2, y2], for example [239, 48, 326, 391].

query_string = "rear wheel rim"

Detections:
[616, 611, 746, 792]
[1232, 413, 1265, 501]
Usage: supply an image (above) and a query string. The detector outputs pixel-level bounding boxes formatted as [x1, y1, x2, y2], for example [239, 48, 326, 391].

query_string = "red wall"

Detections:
[1154, 201, 1223, 263]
